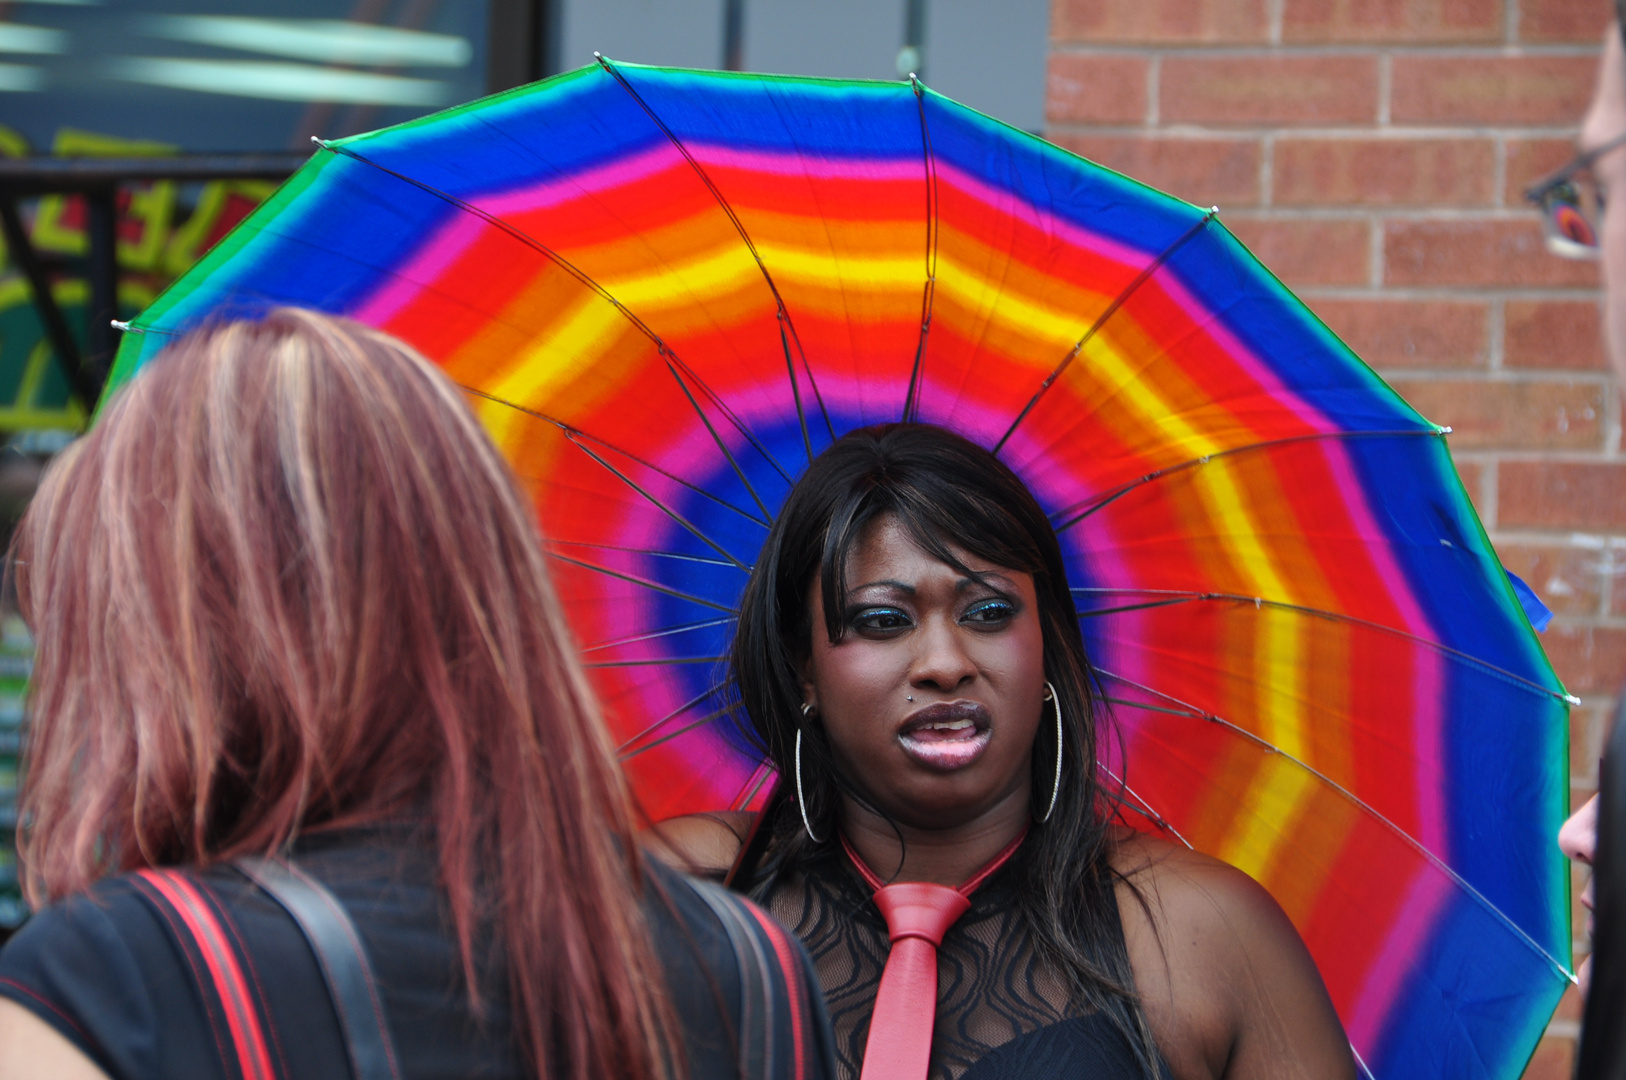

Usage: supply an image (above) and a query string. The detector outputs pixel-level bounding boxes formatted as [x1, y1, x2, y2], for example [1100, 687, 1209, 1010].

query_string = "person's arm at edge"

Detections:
[0, 999, 110, 1080]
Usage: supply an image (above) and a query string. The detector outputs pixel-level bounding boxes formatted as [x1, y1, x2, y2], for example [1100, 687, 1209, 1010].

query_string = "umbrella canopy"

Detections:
[108, 60, 1571, 1080]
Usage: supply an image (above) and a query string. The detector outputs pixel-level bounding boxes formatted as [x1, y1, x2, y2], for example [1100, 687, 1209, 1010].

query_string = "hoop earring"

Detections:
[794, 724, 825, 844]
[1037, 682, 1063, 823]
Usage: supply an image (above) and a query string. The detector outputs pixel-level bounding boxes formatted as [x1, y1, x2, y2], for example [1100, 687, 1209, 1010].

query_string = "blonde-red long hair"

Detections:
[12, 308, 677, 1080]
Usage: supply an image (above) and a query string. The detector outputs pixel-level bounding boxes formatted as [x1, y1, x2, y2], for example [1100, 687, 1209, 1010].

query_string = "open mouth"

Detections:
[897, 701, 992, 771]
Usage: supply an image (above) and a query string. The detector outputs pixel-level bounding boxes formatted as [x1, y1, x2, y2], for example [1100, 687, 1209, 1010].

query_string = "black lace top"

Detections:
[759, 848, 1171, 1080]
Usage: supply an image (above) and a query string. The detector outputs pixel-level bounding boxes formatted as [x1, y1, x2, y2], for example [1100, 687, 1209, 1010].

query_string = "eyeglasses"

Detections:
[1525, 131, 1626, 259]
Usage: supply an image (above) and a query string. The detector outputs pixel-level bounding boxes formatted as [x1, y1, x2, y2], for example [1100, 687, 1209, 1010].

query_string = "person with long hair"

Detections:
[650, 423, 1353, 1080]
[0, 309, 832, 1080]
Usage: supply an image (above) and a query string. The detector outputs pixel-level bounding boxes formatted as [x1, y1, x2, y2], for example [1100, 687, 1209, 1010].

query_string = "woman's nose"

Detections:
[1558, 793, 1598, 865]
[911, 617, 976, 690]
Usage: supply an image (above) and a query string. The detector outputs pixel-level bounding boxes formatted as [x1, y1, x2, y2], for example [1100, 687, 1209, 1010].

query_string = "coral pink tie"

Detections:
[860, 882, 970, 1080]
[843, 830, 1026, 1080]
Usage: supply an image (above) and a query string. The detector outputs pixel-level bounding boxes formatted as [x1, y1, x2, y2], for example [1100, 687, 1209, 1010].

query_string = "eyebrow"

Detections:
[850, 579, 916, 595]
[849, 573, 1017, 595]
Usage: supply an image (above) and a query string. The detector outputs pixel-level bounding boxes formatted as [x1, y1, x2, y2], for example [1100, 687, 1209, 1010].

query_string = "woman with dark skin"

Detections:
[651, 423, 1355, 1080]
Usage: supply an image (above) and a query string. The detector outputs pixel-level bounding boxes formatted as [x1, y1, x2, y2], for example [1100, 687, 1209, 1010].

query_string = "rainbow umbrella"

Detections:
[107, 60, 1571, 1080]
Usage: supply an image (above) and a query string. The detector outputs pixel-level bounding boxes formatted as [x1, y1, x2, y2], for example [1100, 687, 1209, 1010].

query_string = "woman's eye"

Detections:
[963, 599, 1016, 625]
[852, 607, 911, 632]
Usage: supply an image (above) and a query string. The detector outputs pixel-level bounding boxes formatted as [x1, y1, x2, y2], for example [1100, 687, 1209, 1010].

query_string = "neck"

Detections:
[838, 785, 1031, 888]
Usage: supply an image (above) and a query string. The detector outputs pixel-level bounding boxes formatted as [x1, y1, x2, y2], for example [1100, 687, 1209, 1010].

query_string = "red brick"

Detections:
[1499, 461, 1626, 531]
[1274, 138, 1494, 206]
[1282, 0, 1501, 43]
[1161, 56, 1378, 126]
[1224, 217, 1370, 285]
[1505, 301, 1607, 371]
[1494, 540, 1606, 617]
[1391, 56, 1596, 126]
[1312, 299, 1488, 367]
[1507, 138, 1584, 207]
[1384, 220, 1599, 288]
[1046, 55, 1149, 125]
[1388, 378, 1604, 449]
[1049, 135, 1261, 206]
[1537, 625, 1626, 695]
[1051, 0, 1268, 43]
[1520, 0, 1613, 43]
[1521, 1037, 1575, 1080]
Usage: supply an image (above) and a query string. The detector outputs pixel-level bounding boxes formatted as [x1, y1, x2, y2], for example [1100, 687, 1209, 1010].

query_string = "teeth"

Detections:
[923, 719, 973, 731]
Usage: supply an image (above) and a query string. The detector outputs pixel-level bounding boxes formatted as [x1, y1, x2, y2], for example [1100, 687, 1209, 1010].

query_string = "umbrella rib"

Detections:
[596, 54, 836, 449]
[662, 356, 776, 519]
[992, 207, 1220, 455]
[618, 682, 726, 754]
[549, 540, 744, 569]
[622, 704, 737, 759]
[1075, 587, 1575, 705]
[1099, 762, 1195, 850]
[1095, 670, 1577, 983]
[546, 552, 738, 613]
[312, 140, 792, 481]
[466, 387, 771, 530]
[565, 432, 755, 570]
[585, 656, 726, 668]
[901, 75, 939, 424]
[580, 615, 739, 654]
[1048, 428, 1444, 531]
[733, 761, 777, 811]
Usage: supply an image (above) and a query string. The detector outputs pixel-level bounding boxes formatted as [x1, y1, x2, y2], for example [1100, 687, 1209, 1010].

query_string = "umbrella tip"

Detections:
[110, 320, 129, 332]
[1566, 694, 1583, 706]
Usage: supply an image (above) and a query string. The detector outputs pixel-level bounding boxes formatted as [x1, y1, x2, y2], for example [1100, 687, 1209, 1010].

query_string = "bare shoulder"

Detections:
[1110, 830, 1291, 953]
[1108, 829, 1354, 1080]
[0, 998, 111, 1080]
[642, 811, 754, 878]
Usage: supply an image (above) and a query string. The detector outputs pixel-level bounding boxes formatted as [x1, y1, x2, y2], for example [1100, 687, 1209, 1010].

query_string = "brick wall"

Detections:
[1044, 1, 1614, 1074]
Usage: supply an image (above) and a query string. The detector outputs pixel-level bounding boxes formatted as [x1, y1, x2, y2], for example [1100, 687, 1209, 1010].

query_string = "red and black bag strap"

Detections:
[132, 860, 402, 1080]
[689, 879, 837, 1080]
[131, 869, 287, 1080]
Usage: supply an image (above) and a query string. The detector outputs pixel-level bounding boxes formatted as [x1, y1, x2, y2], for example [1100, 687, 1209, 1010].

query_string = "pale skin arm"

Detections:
[1113, 832, 1356, 1080]
[0, 999, 110, 1080]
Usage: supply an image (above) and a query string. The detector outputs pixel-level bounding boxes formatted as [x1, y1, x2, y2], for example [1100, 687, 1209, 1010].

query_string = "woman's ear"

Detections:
[797, 657, 818, 716]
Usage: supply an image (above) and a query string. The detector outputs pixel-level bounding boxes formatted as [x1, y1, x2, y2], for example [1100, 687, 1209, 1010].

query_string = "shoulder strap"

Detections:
[689, 878, 834, 1080]
[235, 856, 404, 1080]
[132, 869, 284, 1080]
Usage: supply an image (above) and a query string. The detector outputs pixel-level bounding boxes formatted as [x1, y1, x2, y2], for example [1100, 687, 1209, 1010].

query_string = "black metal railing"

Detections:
[0, 154, 306, 411]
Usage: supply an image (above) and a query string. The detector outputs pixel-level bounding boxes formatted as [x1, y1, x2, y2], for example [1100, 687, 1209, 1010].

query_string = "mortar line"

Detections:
[1377, 52, 1392, 127]
[1147, 53, 1160, 127]
[1488, 297, 1505, 370]
[1367, 214, 1384, 289]
[1493, 135, 1508, 209]
[1260, 133, 1274, 207]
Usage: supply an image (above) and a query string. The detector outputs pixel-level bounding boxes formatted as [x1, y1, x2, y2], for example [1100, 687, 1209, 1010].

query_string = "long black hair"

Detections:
[729, 422, 1158, 1073]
